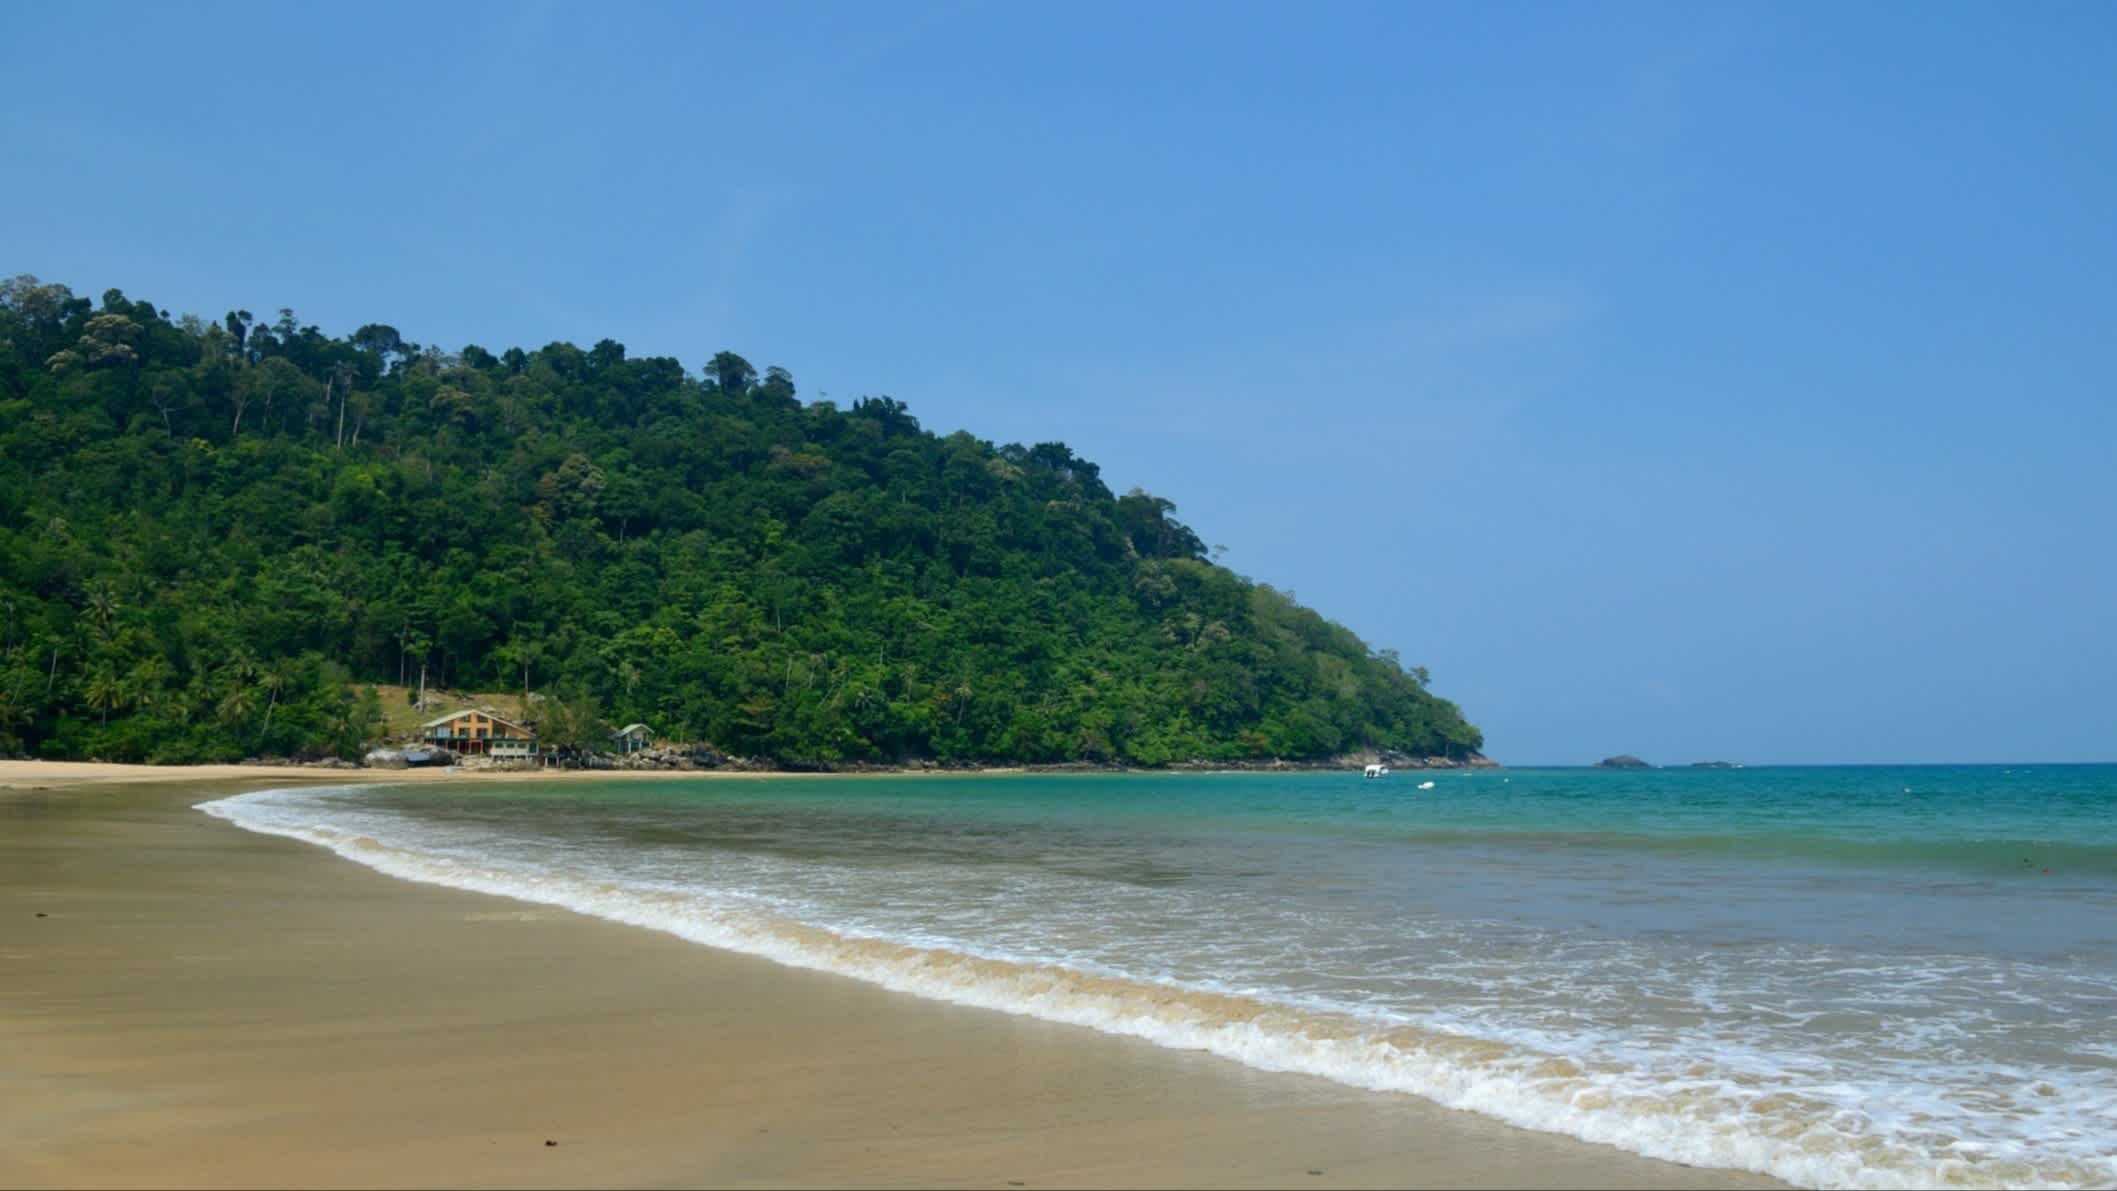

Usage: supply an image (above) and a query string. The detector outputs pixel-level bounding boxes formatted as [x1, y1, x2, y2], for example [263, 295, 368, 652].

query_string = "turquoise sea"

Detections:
[202, 765, 2117, 1189]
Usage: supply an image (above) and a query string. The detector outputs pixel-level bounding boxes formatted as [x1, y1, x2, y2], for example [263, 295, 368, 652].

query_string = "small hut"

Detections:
[612, 723, 654, 755]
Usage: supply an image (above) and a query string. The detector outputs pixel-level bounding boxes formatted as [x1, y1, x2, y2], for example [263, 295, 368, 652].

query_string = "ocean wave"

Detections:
[199, 786, 2117, 1191]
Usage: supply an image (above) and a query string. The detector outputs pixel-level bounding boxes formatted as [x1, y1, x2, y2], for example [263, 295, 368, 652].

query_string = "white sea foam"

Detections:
[200, 786, 2117, 1191]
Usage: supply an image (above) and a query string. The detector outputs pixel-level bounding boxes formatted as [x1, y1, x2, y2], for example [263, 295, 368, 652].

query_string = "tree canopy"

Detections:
[0, 275, 1484, 766]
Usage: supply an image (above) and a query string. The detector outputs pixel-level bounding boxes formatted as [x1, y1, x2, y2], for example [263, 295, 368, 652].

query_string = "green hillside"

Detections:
[0, 276, 1484, 767]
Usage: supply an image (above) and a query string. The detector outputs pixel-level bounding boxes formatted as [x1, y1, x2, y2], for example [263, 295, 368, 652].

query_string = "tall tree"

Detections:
[707, 350, 757, 393]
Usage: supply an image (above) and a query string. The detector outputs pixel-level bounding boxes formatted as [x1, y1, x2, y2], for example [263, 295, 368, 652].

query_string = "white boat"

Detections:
[1363, 763, 1390, 779]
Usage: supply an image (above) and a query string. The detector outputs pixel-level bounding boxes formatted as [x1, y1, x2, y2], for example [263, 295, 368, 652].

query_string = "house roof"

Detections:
[421, 709, 534, 736]
[614, 723, 652, 736]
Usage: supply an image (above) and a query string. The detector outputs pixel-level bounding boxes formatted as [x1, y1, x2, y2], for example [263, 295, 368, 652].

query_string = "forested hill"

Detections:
[0, 276, 1485, 767]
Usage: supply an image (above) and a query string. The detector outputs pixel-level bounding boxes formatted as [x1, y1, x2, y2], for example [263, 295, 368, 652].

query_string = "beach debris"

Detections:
[1007, 1182, 1025, 1187]
[34, 912, 47, 918]
[1308, 1170, 1324, 1176]
[544, 1139, 558, 1147]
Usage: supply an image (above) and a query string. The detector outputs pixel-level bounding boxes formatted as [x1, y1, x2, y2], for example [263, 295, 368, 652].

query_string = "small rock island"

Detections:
[1594, 755, 1652, 769]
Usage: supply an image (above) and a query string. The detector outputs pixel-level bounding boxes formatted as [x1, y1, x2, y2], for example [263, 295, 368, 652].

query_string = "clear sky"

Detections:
[5, 2, 2113, 764]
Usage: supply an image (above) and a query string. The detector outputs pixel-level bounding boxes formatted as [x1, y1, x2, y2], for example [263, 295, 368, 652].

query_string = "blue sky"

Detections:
[5, 1, 2113, 763]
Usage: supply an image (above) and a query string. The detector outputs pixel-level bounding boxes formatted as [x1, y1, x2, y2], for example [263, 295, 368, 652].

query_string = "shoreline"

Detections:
[1, 771, 1780, 1189]
[0, 754, 1498, 794]
[0, 758, 761, 790]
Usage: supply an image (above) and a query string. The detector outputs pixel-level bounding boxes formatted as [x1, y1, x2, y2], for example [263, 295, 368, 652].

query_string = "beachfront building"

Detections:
[419, 709, 537, 761]
[613, 723, 654, 754]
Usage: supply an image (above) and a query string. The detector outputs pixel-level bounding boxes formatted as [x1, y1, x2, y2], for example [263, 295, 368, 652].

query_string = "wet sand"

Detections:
[0, 773, 1784, 1189]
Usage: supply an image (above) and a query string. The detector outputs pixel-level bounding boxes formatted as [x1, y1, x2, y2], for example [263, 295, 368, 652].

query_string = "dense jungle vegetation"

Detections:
[0, 276, 1484, 766]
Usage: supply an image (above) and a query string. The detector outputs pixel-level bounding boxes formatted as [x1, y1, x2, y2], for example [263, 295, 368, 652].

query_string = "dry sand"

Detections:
[0, 758, 758, 790]
[0, 764, 1784, 1189]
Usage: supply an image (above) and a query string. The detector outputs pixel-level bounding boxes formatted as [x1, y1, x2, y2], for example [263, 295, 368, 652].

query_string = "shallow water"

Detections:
[202, 765, 2117, 1189]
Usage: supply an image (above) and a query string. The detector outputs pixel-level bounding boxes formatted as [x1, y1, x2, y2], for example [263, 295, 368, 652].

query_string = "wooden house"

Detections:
[420, 709, 537, 761]
[613, 723, 654, 754]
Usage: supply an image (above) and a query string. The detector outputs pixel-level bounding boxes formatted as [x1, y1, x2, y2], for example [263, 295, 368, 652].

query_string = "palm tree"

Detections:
[83, 583, 118, 637]
[323, 695, 360, 759]
[257, 664, 292, 743]
[224, 645, 260, 684]
[83, 663, 127, 727]
[215, 683, 257, 731]
[132, 683, 177, 732]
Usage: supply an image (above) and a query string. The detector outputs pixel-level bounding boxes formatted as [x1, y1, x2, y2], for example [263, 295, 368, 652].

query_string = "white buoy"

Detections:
[1417, 780, 1436, 790]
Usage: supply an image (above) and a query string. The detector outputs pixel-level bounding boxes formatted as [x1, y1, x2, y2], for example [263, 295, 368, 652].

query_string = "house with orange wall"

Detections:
[419, 709, 537, 760]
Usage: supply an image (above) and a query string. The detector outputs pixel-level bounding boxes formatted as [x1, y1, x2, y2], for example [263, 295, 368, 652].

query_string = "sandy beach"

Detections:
[0, 759, 765, 790]
[0, 762, 1783, 1189]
